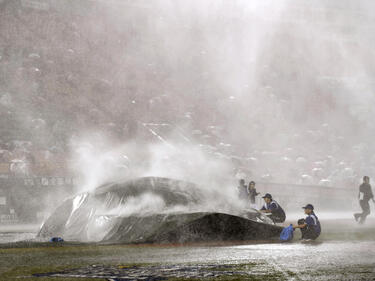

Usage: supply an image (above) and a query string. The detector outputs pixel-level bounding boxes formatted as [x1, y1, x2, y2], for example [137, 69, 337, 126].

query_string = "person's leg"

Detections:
[354, 212, 360, 222]
[355, 200, 366, 223]
[269, 215, 277, 222]
[270, 215, 284, 223]
[270, 212, 286, 223]
[359, 200, 370, 224]
[354, 200, 362, 222]
[297, 219, 306, 238]
[301, 225, 318, 240]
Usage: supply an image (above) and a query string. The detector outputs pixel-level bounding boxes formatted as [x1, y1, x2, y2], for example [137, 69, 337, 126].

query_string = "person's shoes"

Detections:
[354, 214, 359, 222]
[301, 239, 313, 243]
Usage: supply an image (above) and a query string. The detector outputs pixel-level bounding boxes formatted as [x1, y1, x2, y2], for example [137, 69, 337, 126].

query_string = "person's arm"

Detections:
[261, 202, 277, 213]
[295, 216, 314, 229]
[369, 185, 374, 202]
[293, 223, 307, 229]
[259, 205, 270, 213]
[371, 192, 375, 203]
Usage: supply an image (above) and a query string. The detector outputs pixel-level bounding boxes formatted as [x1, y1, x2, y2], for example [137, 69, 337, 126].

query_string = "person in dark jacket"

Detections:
[237, 179, 248, 199]
[260, 193, 286, 223]
[293, 204, 321, 240]
[354, 176, 374, 224]
[247, 181, 259, 205]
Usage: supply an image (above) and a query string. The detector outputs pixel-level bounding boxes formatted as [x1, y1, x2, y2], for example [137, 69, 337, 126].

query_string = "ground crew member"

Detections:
[237, 179, 248, 199]
[354, 176, 375, 224]
[293, 204, 321, 240]
[259, 193, 286, 223]
[247, 181, 259, 205]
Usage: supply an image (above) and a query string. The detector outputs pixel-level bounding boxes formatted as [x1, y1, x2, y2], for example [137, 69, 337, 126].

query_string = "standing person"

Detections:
[237, 179, 248, 199]
[293, 204, 321, 240]
[259, 193, 286, 223]
[247, 181, 259, 207]
[354, 176, 375, 224]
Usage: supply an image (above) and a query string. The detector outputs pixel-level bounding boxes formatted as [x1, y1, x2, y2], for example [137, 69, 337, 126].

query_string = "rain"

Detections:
[0, 0, 375, 280]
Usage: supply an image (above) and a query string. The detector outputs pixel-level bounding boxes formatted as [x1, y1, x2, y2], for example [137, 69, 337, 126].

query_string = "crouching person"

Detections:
[294, 204, 321, 240]
[260, 193, 286, 223]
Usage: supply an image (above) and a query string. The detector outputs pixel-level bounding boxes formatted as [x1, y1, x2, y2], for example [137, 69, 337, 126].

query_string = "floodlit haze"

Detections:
[1, 0, 375, 192]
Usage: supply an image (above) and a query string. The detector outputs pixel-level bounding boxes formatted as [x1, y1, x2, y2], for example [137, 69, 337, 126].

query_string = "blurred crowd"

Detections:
[1, 0, 374, 188]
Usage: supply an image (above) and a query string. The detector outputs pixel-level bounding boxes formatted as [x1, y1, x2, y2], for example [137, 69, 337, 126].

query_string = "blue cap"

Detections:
[302, 204, 314, 210]
[262, 193, 272, 199]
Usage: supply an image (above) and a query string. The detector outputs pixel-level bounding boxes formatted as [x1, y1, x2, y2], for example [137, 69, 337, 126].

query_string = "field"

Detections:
[0, 218, 375, 280]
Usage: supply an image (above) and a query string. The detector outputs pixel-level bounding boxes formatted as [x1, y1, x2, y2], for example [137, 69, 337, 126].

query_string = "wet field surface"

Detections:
[0, 224, 37, 244]
[30, 240, 375, 280]
[1, 218, 375, 280]
[27, 241, 375, 280]
[34, 264, 253, 280]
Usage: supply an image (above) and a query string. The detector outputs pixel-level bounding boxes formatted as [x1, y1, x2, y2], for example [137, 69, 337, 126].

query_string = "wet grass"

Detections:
[299, 264, 375, 280]
[0, 243, 288, 280]
[1, 235, 375, 280]
[167, 274, 286, 281]
[0, 243, 106, 280]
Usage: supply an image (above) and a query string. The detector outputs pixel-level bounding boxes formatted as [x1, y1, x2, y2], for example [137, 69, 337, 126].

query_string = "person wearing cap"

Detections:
[259, 193, 286, 223]
[293, 204, 321, 240]
[354, 176, 374, 224]
[247, 181, 259, 207]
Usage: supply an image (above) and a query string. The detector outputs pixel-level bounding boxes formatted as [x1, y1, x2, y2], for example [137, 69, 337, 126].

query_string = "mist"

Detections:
[1, 0, 375, 207]
[3, 3, 375, 280]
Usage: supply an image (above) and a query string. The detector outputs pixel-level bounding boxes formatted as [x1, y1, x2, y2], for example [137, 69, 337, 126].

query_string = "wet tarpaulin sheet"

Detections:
[38, 177, 282, 243]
